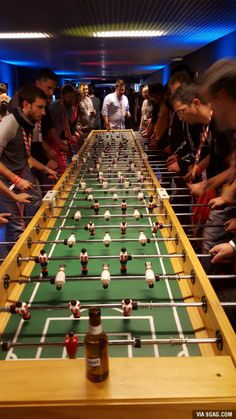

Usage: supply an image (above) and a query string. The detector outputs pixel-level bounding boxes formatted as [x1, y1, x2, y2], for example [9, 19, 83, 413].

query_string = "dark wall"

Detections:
[0, 62, 18, 96]
[184, 30, 236, 78]
[144, 29, 236, 84]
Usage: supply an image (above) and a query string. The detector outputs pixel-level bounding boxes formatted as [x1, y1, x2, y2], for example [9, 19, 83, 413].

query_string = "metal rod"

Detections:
[17, 253, 211, 263]
[0, 336, 219, 351]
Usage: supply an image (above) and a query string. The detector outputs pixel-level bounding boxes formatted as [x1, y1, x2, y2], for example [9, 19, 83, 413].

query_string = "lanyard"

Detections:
[21, 127, 32, 156]
[194, 124, 209, 164]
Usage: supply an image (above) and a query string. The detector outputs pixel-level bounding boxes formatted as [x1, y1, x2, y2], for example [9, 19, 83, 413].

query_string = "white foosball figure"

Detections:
[138, 191, 144, 200]
[55, 265, 66, 290]
[124, 180, 129, 189]
[113, 162, 117, 170]
[85, 188, 92, 194]
[121, 299, 133, 316]
[139, 231, 147, 246]
[145, 261, 155, 288]
[96, 163, 100, 170]
[113, 193, 118, 201]
[102, 179, 108, 189]
[104, 209, 111, 220]
[83, 156, 87, 163]
[133, 208, 141, 220]
[87, 193, 94, 201]
[103, 232, 111, 247]
[80, 181, 86, 190]
[137, 170, 141, 180]
[101, 264, 111, 289]
[68, 300, 81, 318]
[118, 171, 122, 179]
[99, 171, 103, 177]
[74, 210, 81, 221]
[130, 162, 135, 171]
[67, 233, 76, 248]
[89, 167, 94, 173]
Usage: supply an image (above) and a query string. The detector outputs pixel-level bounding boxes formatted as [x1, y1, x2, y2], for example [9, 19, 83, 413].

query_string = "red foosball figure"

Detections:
[121, 298, 133, 316]
[120, 221, 128, 235]
[148, 197, 156, 214]
[64, 331, 78, 359]
[92, 200, 100, 215]
[121, 199, 127, 215]
[80, 248, 88, 274]
[68, 300, 81, 318]
[152, 221, 162, 233]
[38, 249, 48, 278]
[120, 247, 128, 273]
[15, 301, 31, 320]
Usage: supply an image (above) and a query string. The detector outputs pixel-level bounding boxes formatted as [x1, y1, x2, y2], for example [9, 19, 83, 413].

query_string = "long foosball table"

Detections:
[0, 130, 236, 419]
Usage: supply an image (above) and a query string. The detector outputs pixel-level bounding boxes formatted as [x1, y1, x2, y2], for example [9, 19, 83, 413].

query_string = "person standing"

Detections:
[79, 83, 96, 132]
[102, 79, 130, 130]
[89, 84, 101, 129]
[0, 84, 55, 258]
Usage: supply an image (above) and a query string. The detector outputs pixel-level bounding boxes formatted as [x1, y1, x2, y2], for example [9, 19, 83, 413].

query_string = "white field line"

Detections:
[144, 197, 189, 357]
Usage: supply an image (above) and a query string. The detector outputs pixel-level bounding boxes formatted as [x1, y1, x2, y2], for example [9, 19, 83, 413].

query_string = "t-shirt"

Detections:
[101, 92, 129, 129]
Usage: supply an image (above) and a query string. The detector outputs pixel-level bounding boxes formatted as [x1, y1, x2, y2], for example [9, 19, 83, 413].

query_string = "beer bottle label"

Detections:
[87, 358, 101, 367]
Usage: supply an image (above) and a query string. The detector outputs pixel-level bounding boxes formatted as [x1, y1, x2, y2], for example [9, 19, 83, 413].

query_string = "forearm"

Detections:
[0, 161, 18, 183]
[0, 179, 19, 200]
[103, 115, 109, 125]
[28, 156, 47, 172]
[206, 167, 232, 190]
[221, 178, 236, 204]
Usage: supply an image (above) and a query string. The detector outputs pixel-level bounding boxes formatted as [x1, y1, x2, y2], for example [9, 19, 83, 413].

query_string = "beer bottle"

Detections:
[84, 307, 109, 382]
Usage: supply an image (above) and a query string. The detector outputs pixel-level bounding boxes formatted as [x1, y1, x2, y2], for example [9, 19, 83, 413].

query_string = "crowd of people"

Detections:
[0, 60, 235, 327]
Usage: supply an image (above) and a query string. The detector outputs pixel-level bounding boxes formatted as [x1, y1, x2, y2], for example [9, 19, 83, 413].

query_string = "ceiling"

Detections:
[0, 0, 236, 82]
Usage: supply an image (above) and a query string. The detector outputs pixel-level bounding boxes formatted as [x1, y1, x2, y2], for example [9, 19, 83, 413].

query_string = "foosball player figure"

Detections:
[80, 248, 88, 274]
[119, 174, 125, 184]
[120, 221, 128, 235]
[152, 221, 163, 233]
[15, 301, 31, 320]
[148, 196, 156, 214]
[64, 331, 78, 359]
[119, 247, 129, 273]
[92, 200, 100, 215]
[145, 261, 155, 288]
[121, 298, 133, 316]
[85, 221, 95, 236]
[101, 264, 111, 289]
[140, 173, 145, 183]
[54, 265, 66, 290]
[121, 199, 127, 214]
[68, 300, 81, 318]
[36, 249, 48, 278]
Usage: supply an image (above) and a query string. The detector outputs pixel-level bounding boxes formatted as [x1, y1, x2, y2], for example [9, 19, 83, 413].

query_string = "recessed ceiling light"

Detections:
[93, 30, 165, 38]
[0, 32, 50, 39]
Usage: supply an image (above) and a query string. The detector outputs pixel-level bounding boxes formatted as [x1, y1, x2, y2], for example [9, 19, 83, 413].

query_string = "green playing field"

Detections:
[0, 132, 200, 360]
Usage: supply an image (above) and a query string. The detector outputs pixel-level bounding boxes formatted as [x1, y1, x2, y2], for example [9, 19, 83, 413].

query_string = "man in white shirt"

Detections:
[102, 79, 130, 130]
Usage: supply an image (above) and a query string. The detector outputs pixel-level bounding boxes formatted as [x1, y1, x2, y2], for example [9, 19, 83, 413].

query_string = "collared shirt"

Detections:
[102, 92, 129, 129]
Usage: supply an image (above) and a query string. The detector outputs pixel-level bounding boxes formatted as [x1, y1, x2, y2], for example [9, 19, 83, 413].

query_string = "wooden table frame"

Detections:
[0, 130, 235, 419]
